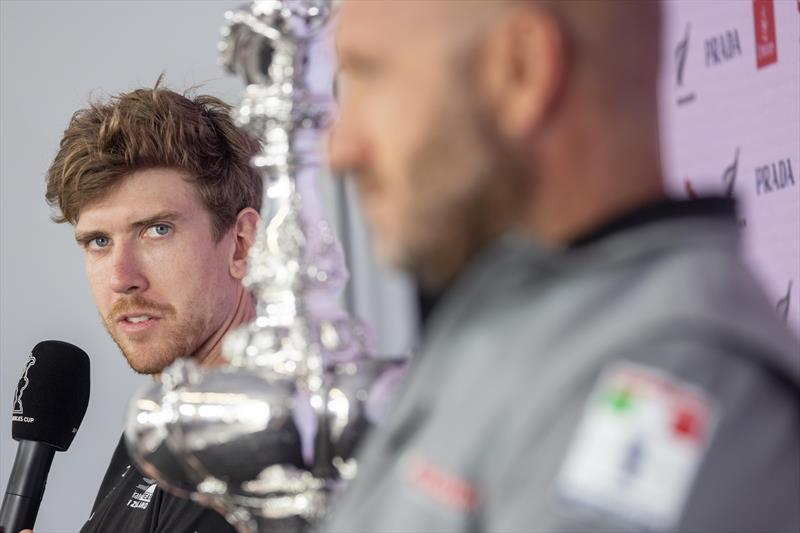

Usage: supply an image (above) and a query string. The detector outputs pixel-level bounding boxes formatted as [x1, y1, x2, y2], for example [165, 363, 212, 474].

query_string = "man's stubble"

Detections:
[102, 295, 215, 375]
[389, 73, 527, 291]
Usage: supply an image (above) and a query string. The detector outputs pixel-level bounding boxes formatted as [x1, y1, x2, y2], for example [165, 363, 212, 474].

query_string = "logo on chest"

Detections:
[127, 477, 157, 510]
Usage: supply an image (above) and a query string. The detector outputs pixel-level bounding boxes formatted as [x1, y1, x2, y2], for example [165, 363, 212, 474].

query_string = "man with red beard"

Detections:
[323, 1, 800, 532]
[43, 81, 261, 532]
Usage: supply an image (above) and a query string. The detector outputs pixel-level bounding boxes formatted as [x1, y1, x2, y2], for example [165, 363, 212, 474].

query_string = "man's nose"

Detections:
[327, 111, 368, 176]
[109, 244, 148, 295]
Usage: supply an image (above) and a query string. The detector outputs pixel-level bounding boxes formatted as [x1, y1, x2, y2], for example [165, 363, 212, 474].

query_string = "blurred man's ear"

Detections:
[229, 207, 259, 280]
[478, 4, 566, 141]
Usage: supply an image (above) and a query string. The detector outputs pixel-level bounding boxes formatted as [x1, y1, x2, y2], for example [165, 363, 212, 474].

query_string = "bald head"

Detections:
[337, 0, 661, 107]
[541, 0, 662, 111]
[331, 0, 665, 288]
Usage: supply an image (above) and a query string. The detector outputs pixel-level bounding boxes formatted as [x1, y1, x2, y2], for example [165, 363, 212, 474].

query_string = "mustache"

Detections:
[108, 295, 174, 321]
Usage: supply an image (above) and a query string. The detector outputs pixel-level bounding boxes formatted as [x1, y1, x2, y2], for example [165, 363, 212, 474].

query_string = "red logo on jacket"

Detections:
[753, 0, 778, 69]
[409, 458, 479, 512]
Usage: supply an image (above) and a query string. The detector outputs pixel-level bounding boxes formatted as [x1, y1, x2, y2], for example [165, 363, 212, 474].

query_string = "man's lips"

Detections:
[115, 312, 162, 333]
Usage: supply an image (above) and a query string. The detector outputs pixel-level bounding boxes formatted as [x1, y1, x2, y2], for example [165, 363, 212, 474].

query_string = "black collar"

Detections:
[417, 197, 736, 330]
[569, 197, 736, 248]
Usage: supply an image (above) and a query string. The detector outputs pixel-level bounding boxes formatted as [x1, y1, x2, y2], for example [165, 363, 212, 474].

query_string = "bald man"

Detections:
[323, 1, 800, 532]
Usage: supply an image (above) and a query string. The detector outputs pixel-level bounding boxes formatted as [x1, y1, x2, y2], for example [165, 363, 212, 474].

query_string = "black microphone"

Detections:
[0, 341, 90, 533]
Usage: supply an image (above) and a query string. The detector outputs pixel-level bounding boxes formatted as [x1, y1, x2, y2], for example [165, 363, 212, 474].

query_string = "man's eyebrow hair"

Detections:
[337, 48, 375, 68]
[74, 211, 182, 244]
[74, 230, 104, 245]
[129, 211, 181, 230]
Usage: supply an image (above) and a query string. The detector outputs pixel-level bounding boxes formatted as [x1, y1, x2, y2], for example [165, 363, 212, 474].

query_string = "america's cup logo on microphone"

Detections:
[12, 353, 36, 419]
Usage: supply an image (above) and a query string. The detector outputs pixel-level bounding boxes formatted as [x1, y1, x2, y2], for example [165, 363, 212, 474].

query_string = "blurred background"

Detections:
[1, 1, 797, 531]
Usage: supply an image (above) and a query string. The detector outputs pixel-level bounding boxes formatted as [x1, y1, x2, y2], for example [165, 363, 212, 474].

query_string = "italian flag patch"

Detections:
[557, 361, 718, 531]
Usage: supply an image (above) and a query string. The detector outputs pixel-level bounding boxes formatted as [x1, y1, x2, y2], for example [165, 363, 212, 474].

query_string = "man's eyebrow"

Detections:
[336, 48, 375, 70]
[74, 211, 182, 245]
[74, 230, 104, 246]
[335, 36, 381, 69]
[129, 211, 181, 231]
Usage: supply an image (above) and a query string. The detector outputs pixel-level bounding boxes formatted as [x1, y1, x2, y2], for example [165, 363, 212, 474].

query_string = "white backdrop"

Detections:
[659, 0, 800, 334]
[1, 1, 798, 532]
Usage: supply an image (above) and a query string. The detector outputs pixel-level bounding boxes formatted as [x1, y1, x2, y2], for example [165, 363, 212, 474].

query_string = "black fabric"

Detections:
[79, 435, 235, 533]
[416, 286, 440, 333]
[415, 197, 737, 330]
[11, 340, 90, 451]
[569, 196, 736, 248]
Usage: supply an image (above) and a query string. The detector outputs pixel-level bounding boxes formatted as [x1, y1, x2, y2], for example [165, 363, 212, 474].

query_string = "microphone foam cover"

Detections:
[11, 340, 90, 451]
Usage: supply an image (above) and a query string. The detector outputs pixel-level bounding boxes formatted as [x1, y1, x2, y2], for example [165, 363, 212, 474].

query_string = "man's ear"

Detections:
[478, 4, 566, 140]
[228, 207, 259, 280]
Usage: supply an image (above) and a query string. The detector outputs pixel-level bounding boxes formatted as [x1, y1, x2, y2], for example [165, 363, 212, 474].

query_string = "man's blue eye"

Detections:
[147, 224, 171, 237]
[89, 236, 110, 249]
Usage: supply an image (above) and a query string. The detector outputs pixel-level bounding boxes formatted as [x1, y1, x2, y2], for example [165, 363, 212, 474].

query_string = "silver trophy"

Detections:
[124, 2, 404, 531]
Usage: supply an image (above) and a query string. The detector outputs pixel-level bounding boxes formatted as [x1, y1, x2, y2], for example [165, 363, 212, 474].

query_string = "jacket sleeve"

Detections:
[482, 337, 800, 532]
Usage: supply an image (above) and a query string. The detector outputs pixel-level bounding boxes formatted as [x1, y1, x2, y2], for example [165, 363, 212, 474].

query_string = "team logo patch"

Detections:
[127, 477, 157, 510]
[557, 362, 718, 531]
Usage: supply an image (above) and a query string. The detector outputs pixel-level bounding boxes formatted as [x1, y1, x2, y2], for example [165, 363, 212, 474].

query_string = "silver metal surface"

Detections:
[123, 2, 405, 532]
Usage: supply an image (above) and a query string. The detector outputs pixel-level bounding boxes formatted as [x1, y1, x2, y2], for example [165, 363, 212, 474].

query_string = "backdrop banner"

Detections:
[659, 0, 799, 334]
